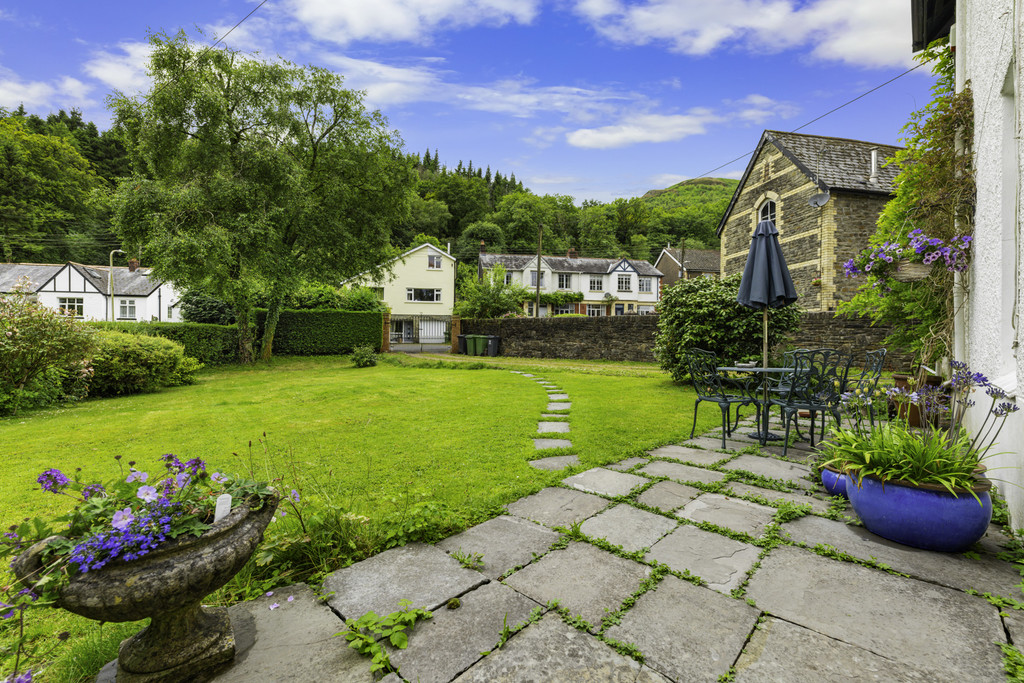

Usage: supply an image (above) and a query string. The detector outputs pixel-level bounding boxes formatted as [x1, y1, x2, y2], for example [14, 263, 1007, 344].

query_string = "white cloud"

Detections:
[523, 125, 568, 148]
[573, 0, 914, 68]
[728, 93, 799, 124]
[287, 0, 539, 45]
[566, 110, 720, 149]
[0, 67, 94, 110]
[83, 41, 152, 95]
[650, 173, 689, 187]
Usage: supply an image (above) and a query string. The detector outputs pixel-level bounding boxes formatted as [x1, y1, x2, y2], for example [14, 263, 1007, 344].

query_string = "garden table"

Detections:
[717, 366, 796, 446]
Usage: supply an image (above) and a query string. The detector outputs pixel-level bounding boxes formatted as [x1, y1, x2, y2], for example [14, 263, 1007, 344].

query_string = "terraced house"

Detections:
[717, 130, 901, 312]
[479, 250, 663, 317]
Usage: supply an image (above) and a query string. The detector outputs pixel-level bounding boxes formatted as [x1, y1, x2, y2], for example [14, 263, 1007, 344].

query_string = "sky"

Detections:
[0, 0, 936, 203]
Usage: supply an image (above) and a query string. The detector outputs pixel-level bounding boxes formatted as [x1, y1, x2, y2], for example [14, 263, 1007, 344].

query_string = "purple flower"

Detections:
[266, 591, 274, 596]
[287, 595, 295, 602]
[290, 490, 300, 503]
[112, 508, 134, 531]
[211, 472, 228, 484]
[126, 470, 149, 484]
[37, 469, 69, 493]
[82, 484, 106, 500]
[174, 473, 190, 489]
[137, 486, 158, 503]
[269, 603, 280, 610]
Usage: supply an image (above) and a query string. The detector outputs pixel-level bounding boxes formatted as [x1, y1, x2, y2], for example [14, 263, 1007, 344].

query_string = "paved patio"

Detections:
[211, 373, 1022, 682]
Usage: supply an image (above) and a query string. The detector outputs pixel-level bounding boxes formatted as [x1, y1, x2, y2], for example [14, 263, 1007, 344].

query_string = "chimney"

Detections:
[128, 258, 140, 272]
[567, 248, 578, 259]
[869, 148, 879, 185]
[479, 240, 486, 253]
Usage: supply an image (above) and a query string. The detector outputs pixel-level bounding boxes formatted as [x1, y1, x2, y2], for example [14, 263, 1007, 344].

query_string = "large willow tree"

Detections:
[110, 31, 414, 362]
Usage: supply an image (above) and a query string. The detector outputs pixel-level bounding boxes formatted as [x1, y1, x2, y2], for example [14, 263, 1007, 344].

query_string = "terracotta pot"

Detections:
[890, 373, 943, 427]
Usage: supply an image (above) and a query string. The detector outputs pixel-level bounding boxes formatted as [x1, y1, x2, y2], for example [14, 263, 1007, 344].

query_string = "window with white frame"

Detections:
[167, 305, 174, 319]
[638, 277, 652, 293]
[427, 254, 442, 269]
[586, 304, 604, 317]
[554, 304, 573, 315]
[638, 305, 655, 315]
[58, 297, 84, 318]
[589, 276, 602, 291]
[504, 272, 512, 285]
[406, 288, 442, 302]
[617, 274, 631, 292]
[119, 299, 136, 320]
[557, 273, 571, 289]
[758, 200, 776, 224]
[530, 271, 544, 287]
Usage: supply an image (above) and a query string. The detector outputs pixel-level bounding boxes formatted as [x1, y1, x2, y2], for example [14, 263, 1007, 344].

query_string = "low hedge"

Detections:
[255, 309, 383, 355]
[89, 331, 185, 397]
[89, 321, 238, 365]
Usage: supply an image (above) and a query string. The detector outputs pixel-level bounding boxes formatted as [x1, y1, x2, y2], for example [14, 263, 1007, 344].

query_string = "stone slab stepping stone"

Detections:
[647, 444, 732, 466]
[782, 515, 1023, 596]
[528, 455, 579, 470]
[534, 438, 573, 450]
[437, 515, 560, 580]
[580, 504, 677, 552]
[506, 487, 609, 528]
[503, 541, 651, 631]
[606, 456, 648, 472]
[685, 435, 753, 452]
[637, 480, 703, 512]
[546, 402, 572, 411]
[733, 617, 934, 682]
[605, 575, 759, 682]
[639, 460, 726, 485]
[646, 525, 759, 592]
[218, 583, 373, 683]
[453, 613, 666, 682]
[323, 543, 486, 620]
[1004, 610, 1024, 645]
[547, 393, 570, 400]
[540, 413, 568, 419]
[562, 467, 647, 497]
[723, 454, 812, 488]
[387, 582, 541, 683]
[724, 482, 834, 516]
[678, 493, 777, 538]
[521, 373, 535, 377]
[537, 421, 570, 434]
[745, 545, 1006, 680]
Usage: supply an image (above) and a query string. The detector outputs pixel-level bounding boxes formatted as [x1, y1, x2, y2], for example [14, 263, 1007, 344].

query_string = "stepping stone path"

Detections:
[219, 381, 1020, 683]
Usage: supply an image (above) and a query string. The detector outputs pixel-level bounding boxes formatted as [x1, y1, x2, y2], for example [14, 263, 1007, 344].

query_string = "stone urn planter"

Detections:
[13, 495, 278, 682]
[846, 474, 991, 553]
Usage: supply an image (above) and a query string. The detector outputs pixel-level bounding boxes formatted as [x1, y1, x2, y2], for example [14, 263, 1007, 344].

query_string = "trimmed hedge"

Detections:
[89, 331, 184, 397]
[89, 321, 238, 365]
[255, 309, 383, 355]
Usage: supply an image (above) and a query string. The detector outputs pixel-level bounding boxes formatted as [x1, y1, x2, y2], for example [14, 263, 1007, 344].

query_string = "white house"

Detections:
[478, 251, 663, 317]
[344, 243, 457, 344]
[0, 261, 181, 322]
[912, 1, 1024, 524]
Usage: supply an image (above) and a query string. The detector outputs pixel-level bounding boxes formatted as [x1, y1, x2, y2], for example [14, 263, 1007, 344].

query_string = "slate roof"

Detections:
[657, 248, 720, 273]
[0, 263, 62, 292]
[479, 253, 663, 277]
[0, 262, 165, 296]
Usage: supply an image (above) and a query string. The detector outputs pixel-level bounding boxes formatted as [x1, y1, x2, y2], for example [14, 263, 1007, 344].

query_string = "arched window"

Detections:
[759, 200, 776, 224]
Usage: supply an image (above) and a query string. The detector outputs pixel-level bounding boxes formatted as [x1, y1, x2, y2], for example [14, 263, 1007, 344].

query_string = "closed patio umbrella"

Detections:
[737, 219, 798, 369]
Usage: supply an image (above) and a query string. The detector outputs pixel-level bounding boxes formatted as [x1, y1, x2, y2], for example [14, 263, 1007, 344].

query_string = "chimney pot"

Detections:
[567, 248, 578, 258]
[869, 148, 879, 185]
[479, 240, 486, 253]
[128, 258, 140, 272]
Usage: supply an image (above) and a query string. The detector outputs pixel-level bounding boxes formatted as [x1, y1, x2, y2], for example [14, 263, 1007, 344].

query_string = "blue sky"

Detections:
[0, 0, 934, 203]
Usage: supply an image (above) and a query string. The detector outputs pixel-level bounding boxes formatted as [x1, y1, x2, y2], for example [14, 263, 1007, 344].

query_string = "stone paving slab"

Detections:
[605, 456, 648, 472]
[503, 541, 651, 631]
[724, 481, 835, 515]
[436, 515, 560, 580]
[733, 617, 934, 682]
[646, 525, 760, 593]
[745, 545, 1006, 680]
[323, 543, 487, 620]
[1003, 610, 1024, 646]
[547, 393, 569, 400]
[684, 435, 754, 452]
[605, 574, 759, 682]
[528, 455, 579, 470]
[580, 503, 677, 553]
[562, 467, 648, 498]
[722, 454, 813, 488]
[216, 583, 373, 683]
[547, 402, 572, 411]
[647, 444, 733, 466]
[637, 480, 703, 512]
[678, 493, 777, 538]
[639, 460, 726, 485]
[453, 614, 663, 682]
[782, 515, 1023, 596]
[539, 413, 568, 419]
[388, 582, 542, 683]
[534, 438, 573, 450]
[537, 421, 570, 433]
[505, 487, 609, 528]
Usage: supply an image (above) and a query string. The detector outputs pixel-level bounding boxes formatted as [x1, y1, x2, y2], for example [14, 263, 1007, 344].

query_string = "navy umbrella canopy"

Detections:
[737, 220, 798, 367]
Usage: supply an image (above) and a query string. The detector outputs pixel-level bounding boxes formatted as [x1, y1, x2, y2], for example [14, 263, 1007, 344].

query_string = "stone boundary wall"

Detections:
[789, 312, 915, 372]
[460, 316, 660, 362]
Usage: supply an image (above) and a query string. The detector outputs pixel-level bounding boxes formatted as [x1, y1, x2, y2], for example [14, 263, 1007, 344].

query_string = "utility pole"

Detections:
[109, 249, 125, 321]
[535, 223, 543, 318]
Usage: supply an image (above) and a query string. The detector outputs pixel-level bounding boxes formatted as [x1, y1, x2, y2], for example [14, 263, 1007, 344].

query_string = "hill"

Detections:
[639, 177, 738, 212]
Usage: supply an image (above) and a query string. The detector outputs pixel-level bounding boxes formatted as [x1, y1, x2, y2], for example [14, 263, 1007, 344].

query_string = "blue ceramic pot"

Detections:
[846, 474, 992, 553]
[820, 466, 848, 498]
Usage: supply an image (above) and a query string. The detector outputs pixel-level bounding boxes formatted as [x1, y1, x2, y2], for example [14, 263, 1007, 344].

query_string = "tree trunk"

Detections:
[235, 305, 255, 364]
[260, 297, 283, 361]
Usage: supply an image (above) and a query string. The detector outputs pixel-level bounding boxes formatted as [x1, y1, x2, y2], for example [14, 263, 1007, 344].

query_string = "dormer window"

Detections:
[758, 200, 776, 224]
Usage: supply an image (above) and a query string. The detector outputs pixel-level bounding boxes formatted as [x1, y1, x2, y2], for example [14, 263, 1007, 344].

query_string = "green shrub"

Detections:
[254, 309, 382, 355]
[179, 290, 236, 325]
[168, 357, 205, 386]
[351, 345, 377, 368]
[655, 273, 801, 382]
[89, 321, 238, 365]
[89, 331, 185, 397]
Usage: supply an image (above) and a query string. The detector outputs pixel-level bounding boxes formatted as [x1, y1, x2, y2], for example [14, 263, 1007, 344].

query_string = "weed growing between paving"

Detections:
[449, 548, 485, 571]
[335, 599, 433, 676]
[1002, 643, 1024, 681]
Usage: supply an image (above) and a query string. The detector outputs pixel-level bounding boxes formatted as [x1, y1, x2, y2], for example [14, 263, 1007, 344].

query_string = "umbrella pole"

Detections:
[762, 308, 768, 369]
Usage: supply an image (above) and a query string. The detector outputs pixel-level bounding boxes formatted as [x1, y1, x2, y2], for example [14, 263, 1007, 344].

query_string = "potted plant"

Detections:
[821, 361, 1018, 552]
[2, 455, 279, 682]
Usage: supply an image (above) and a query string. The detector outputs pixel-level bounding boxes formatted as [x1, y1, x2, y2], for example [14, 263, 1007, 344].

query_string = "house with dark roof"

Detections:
[0, 261, 181, 322]
[654, 245, 720, 288]
[479, 251, 663, 316]
[717, 130, 901, 312]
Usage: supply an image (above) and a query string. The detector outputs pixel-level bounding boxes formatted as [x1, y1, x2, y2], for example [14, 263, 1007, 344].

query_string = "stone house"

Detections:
[716, 131, 902, 312]
[654, 246, 720, 288]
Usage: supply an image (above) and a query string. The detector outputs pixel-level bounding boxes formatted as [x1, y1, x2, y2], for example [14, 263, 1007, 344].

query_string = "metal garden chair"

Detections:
[769, 349, 851, 456]
[841, 348, 887, 427]
[684, 348, 759, 449]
